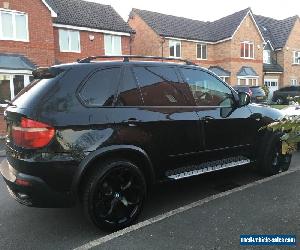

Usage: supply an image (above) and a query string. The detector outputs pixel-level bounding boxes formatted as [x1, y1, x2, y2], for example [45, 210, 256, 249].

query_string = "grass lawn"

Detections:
[270, 105, 289, 110]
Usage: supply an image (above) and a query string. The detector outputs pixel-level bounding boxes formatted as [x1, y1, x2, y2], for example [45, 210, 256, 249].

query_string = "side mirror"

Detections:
[238, 92, 251, 107]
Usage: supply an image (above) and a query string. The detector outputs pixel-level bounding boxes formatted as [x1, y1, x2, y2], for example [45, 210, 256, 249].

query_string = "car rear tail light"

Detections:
[12, 117, 55, 149]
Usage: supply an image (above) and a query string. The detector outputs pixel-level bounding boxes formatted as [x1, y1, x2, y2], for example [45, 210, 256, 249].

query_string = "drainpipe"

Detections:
[161, 37, 165, 59]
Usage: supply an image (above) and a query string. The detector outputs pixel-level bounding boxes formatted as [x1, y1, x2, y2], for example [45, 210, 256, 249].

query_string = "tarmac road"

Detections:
[0, 153, 299, 250]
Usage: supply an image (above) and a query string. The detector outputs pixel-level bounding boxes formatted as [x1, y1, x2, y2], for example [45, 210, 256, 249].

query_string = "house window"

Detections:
[59, 29, 80, 53]
[263, 50, 271, 64]
[196, 44, 207, 60]
[104, 35, 122, 55]
[238, 78, 258, 86]
[293, 51, 300, 64]
[219, 76, 229, 83]
[0, 74, 32, 106]
[241, 41, 254, 59]
[0, 10, 28, 41]
[291, 79, 298, 85]
[169, 40, 181, 58]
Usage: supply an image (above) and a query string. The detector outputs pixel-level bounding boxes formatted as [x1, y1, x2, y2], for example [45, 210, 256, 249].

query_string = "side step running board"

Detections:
[166, 156, 251, 180]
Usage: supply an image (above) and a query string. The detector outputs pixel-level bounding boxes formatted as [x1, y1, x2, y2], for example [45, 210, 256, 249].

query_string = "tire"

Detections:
[275, 97, 284, 105]
[82, 159, 147, 231]
[256, 131, 292, 176]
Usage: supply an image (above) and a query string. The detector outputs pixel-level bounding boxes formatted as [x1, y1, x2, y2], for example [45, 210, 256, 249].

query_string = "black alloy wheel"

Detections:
[83, 160, 146, 231]
[257, 131, 292, 176]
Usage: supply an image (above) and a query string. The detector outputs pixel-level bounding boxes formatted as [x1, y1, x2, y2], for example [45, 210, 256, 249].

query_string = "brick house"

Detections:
[0, 0, 133, 137]
[128, 8, 265, 86]
[254, 14, 300, 96]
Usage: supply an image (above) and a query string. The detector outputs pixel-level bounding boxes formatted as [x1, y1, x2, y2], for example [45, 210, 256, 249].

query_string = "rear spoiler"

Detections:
[32, 67, 64, 79]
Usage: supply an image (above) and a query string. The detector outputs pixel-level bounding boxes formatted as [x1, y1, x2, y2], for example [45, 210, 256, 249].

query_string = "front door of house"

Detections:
[264, 79, 279, 100]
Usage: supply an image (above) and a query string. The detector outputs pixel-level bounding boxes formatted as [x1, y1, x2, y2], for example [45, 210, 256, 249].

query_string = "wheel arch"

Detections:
[72, 145, 156, 197]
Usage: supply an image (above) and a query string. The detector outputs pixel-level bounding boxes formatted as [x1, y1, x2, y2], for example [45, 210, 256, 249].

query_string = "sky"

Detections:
[87, 0, 299, 22]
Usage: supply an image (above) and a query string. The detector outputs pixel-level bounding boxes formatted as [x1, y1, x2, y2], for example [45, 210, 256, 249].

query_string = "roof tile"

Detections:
[45, 0, 133, 33]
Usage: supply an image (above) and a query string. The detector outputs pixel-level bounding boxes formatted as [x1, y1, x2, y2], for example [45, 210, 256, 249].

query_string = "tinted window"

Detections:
[180, 68, 233, 107]
[250, 87, 265, 95]
[115, 67, 142, 106]
[280, 87, 292, 92]
[80, 67, 120, 106]
[133, 66, 192, 106]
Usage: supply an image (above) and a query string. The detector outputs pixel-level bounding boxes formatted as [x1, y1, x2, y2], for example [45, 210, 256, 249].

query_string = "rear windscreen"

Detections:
[11, 68, 65, 108]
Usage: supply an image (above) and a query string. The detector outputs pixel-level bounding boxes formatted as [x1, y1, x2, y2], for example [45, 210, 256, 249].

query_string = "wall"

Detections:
[128, 14, 162, 56]
[54, 28, 131, 64]
[228, 14, 264, 85]
[130, 13, 264, 86]
[281, 18, 300, 86]
[0, 0, 55, 66]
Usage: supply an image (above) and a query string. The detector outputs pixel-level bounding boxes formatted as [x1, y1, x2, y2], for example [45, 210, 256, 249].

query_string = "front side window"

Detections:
[80, 67, 121, 106]
[133, 66, 192, 106]
[59, 29, 80, 52]
[293, 51, 300, 64]
[169, 40, 181, 58]
[180, 68, 233, 107]
[263, 50, 271, 64]
[196, 44, 207, 60]
[0, 11, 28, 41]
[104, 35, 122, 55]
[241, 41, 254, 59]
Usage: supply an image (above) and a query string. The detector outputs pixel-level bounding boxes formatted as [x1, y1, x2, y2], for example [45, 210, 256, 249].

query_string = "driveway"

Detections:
[0, 153, 299, 250]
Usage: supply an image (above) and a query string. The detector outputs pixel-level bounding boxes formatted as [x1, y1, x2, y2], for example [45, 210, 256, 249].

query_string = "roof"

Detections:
[208, 66, 231, 77]
[0, 54, 36, 71]
[44, 0, 133, 33]
[263, 63, 284, 73]
[254, 14, 298, 49]
[130, 8, 253, 42]
[237, 66, 258, 77]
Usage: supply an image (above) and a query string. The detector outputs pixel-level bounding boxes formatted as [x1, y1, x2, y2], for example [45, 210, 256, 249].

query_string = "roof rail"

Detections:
[77, 55, 196, 65]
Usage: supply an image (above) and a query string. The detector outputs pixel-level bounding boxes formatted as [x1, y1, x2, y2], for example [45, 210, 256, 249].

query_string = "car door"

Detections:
[179, 67, 257, 160]
[110, 64, 204, 177]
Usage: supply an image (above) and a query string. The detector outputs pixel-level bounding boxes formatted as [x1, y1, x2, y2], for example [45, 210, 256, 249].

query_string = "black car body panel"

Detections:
[1, 61, 285, 208]
[272, 86, 300, 104]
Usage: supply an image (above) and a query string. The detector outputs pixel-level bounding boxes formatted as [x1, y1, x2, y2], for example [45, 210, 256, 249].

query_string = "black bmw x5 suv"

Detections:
[0, 56, 292, 231]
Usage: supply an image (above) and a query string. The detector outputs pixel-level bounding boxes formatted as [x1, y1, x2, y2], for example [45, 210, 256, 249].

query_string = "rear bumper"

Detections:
[0, 159, 76, 208]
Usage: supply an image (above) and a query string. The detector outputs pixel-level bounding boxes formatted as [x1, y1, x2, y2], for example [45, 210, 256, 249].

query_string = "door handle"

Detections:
[250, 113, 262, 121]
[202, 116, 214, 123]
[123, 118, 139, 127]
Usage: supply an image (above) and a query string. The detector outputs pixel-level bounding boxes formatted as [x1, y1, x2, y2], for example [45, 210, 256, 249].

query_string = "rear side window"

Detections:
[115, 67, 142, 106]
[80, 67, 121, 106]
[132, 66, 191, 106]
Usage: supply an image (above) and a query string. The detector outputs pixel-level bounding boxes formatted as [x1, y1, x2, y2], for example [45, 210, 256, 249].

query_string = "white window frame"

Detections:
[104, 34, 122, 56]
[59, 29, 81, 53]
[240, 41, 254, 59]
[263, 50, 271, 64]
[0, 9, 29, 42]
[219, 76, 229, 83]
[169, 40, 181, 58]
[291, 79, 298, 86]
[0, 72, 32, 107]
[196, 43, 207, 60]
[292, 51, 300, 64]
[237, 77, 259, 86]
